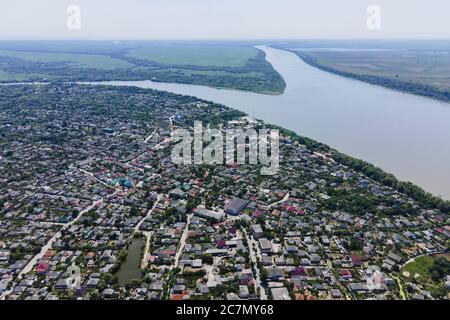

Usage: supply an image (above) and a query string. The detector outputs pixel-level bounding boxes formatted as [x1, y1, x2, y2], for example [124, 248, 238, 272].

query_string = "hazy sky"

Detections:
[1, 0, 449, 40]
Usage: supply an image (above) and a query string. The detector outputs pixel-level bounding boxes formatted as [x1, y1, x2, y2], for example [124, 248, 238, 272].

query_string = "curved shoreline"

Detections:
[78, 43, 450, 201]
[281, 48, 450, 104]
[75, 80, 450, 212]
[2, 46, 450, 204]
[0, 46, 286, 95]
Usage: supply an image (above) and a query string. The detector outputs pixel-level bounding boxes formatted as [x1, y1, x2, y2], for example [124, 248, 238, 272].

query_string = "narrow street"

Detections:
[134, 194, 163, 233]
[144, 128, 158, 143]
[140, 231, 154, 269]
[268, 192, 290, 208]
[172, 213, 193, 270]
[243, 229, 267, 300]
[78, 168, 115, 189]
[133, 194, 163, 269]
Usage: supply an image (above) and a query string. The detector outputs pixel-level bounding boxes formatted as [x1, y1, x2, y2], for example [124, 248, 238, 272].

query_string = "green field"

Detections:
[0, 69, 58, 81]
[279, 44, 450, 102]
[294, 50, 450, 91]
[0, 49, 133, 70]
[0, 69, 33, 81]
[126, 43, 257, 67]
[0, 41, 285, 94]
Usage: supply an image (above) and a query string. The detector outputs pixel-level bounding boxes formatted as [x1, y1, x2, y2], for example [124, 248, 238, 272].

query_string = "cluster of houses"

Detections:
[0, 84, 448, 300]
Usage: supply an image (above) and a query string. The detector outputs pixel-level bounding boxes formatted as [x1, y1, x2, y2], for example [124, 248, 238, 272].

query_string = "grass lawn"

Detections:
[401, 254, 449, 297]
[402, 255, 435, 280]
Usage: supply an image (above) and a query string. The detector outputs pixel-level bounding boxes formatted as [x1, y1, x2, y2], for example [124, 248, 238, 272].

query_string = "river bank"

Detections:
[287, 49, 450, 104]
[84, 45, 450, 200]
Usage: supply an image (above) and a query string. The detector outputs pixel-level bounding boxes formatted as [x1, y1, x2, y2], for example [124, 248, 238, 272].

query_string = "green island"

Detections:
[0, 41, 285, 94]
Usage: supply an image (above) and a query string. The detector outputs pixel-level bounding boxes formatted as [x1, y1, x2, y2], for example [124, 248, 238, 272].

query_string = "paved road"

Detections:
[140, 231, 154, 269]
[78, 168, 115, 189]
[243, 229, 267, 300]
[172, 214, 193, 270]
[133, 194, 163, 270]
[400, 250, 448, 269]
[125, 127, 159, 168]
[134, 194, 162, 233]
[267, 192, 289, 208]
[144, 128, 158, 143]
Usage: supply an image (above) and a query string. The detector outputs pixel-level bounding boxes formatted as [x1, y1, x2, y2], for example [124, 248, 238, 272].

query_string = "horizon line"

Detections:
[0, 37, 450, 42]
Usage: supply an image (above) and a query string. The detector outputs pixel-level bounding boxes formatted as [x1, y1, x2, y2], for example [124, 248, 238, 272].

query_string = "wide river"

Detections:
[90, 46, 450, 199]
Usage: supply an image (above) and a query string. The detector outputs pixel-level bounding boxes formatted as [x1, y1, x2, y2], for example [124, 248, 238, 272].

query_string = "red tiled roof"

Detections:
[351, 254, 362, 265]
[340, 269, 351, 277]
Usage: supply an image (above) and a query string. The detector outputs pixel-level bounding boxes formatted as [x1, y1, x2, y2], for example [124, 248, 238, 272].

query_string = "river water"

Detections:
[87, 46, 450, 199]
